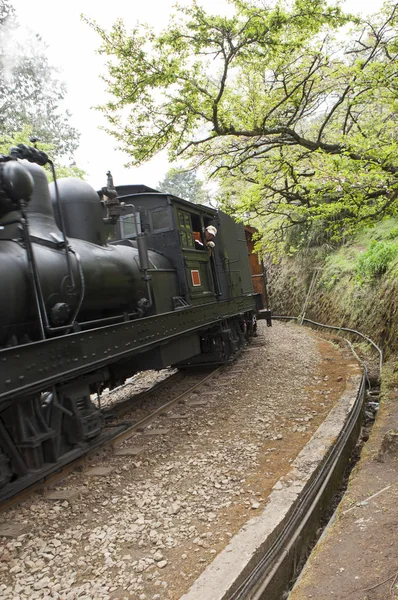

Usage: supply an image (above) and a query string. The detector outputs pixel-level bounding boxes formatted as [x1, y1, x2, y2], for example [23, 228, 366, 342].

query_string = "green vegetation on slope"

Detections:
[322, 219, 398, 289]
[267, 217, 398, 358]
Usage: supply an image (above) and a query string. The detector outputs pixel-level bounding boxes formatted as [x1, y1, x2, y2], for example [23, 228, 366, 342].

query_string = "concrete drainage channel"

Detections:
[180, 363, 366, 600]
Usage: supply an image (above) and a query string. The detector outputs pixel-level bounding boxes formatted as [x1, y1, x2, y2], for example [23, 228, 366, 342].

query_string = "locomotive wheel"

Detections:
[0, 376, 105, 501]
[176, 313, 256, 369]
[0, 448, 12, 489]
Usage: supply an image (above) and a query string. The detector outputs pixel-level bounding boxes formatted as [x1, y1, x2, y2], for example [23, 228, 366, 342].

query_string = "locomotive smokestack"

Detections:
[101, 170, 122, 224]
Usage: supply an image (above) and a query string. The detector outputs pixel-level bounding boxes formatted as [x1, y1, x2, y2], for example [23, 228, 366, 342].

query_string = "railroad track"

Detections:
[0, 366, 220, 512]
[108, 366, 221, 448]
[0, 325, 369, 600]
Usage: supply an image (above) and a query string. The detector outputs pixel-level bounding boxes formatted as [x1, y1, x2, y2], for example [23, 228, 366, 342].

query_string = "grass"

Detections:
[320, 218, 398, 289]
[355, 240, 398, 283]
[321, 249, 358, 290]
[355, 218, 398, 246]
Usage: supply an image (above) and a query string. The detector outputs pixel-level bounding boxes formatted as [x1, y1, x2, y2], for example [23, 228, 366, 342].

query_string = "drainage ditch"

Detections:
[283, 384, 380, 600]
[273, 316, 381, 600]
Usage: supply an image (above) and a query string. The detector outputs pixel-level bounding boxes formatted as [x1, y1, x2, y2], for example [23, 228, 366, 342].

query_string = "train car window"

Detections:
[191, 214, 205, 250]
[151, 207, 171, 232]
[177, 209, 194, 249]
[191, 214, 201, 232]
[120, 214, 141, 239]
[178, 211, 185, 228]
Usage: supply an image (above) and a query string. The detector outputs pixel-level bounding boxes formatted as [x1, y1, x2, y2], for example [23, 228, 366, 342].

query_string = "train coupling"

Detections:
[257, 309, 272, 327]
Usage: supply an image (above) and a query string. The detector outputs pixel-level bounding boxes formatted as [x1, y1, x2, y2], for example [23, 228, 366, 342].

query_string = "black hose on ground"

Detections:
[272, 315, 383, 379]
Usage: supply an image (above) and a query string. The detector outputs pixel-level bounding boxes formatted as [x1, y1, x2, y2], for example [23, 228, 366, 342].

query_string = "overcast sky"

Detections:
[14, 0, 385, 189]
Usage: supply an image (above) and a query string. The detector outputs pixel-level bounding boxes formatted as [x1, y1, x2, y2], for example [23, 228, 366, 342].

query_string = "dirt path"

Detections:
[0, 322, 354, 600]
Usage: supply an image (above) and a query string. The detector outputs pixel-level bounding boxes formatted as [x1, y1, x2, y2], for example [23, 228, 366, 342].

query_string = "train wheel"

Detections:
[0, 447, 12, 489]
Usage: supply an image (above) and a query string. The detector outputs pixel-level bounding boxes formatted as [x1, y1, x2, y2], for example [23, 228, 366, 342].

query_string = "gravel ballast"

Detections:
[0, 322, 352, 599]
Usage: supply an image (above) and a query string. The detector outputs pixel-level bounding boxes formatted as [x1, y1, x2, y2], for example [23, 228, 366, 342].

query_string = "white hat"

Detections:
[206, 225, 217, 236]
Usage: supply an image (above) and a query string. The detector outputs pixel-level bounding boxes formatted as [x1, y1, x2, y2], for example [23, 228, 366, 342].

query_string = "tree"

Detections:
[89, 0, 398, 250]
[0, 0, 80, 162]
[157, 167, 211, 203]
[0, 126, 85, 181]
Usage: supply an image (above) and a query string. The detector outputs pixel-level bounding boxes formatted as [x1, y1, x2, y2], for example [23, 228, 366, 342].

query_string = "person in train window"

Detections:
[205, 225, 217, 255]
[193, 226, 217, 253]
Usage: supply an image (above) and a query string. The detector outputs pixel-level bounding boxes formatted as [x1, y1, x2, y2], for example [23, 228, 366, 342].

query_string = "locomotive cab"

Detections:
[109, 185, 261, 312]
[110, 186, 220, 308]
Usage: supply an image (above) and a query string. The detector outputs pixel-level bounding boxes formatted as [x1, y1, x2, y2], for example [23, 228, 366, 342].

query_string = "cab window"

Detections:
[151, 207, 172, 232]
[120, 213, 141, 238]
[191, 214, 205, 251]
[177, 209, 194, 249]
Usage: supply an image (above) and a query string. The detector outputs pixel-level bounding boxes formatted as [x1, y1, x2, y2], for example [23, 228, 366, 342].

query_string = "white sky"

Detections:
[13, 0, 385, 189]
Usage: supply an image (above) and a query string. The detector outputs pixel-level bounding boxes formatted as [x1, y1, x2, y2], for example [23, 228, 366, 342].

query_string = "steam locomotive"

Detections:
[0, 145, 271, 500]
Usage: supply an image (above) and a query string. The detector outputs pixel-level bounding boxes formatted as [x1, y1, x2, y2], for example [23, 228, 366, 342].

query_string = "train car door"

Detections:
[176, 207, 215, 305]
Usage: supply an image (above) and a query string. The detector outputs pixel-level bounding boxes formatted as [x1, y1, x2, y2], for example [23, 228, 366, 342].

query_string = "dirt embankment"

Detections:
[266, 254, 398, 361]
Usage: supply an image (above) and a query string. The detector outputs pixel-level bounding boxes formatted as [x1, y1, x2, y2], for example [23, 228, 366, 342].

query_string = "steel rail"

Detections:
[0, 367, 220, 512]
[111, 366, 221, 448]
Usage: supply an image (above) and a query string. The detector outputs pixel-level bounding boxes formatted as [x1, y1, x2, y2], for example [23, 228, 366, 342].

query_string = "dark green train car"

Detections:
[111, 184, 258, 312]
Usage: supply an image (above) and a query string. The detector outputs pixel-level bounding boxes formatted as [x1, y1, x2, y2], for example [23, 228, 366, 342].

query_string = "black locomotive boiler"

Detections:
[0, 145, 271, 500]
